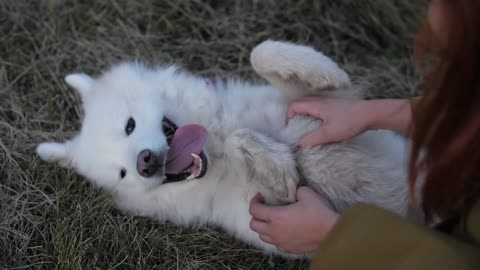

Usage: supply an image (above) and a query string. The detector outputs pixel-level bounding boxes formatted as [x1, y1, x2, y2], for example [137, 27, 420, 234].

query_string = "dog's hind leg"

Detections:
[250, 40, 355, 101]
[226, 129, 299, 203]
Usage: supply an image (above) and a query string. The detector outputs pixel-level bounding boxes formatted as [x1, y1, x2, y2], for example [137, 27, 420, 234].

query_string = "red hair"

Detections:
[410, 0, 480, 221]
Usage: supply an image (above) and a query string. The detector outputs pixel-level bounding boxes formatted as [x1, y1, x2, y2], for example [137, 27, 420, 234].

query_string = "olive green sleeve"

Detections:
[309, 204, 480, 270]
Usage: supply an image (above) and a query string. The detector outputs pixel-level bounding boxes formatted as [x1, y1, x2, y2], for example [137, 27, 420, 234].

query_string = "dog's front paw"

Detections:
[226, 129, 298, 203]
[251, 40, 351, 91]
[225, 129, 254, 158]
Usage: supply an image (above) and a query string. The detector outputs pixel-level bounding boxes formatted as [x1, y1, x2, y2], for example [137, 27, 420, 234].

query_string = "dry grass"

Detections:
[1, 1, 422, 269]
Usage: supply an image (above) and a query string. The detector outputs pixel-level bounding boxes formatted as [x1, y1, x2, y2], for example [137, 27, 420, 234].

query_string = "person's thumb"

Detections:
[299, 126, 336, 148]
[297, 186, 333, 210]
[296, 186, 318, 201]
[286, 101, 306, 121]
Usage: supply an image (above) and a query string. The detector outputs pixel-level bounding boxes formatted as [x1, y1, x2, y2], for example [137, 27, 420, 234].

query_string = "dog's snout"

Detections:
[137, 149, 165, 177]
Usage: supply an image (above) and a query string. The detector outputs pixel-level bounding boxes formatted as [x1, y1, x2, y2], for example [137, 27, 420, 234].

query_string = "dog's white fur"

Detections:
[37, 41, 409, 257]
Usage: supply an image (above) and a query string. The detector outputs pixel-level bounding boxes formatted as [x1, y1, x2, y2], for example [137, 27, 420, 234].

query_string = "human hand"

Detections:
[287, 97, 371, 148]
[249, 186, 339, 254]
[287, 97, 412, 148]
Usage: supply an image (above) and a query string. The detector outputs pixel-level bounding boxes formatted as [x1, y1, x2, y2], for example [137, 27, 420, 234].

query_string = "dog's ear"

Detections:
[65, 73, 93, 99]
[36, 141, 75, 168]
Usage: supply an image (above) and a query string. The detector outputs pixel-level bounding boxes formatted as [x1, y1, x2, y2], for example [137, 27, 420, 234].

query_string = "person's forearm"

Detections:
[360, 99, 412, 134]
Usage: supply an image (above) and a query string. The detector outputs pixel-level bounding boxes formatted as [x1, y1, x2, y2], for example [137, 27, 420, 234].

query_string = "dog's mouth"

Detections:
[162, 118, 208, 184]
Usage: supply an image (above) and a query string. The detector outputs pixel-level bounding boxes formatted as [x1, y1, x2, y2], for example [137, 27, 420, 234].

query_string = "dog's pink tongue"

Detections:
[165, 125, 208, 174]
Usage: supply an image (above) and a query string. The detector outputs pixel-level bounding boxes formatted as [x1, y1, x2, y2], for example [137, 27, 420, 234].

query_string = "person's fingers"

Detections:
[251, 192, 264, 204]
[249, 193, 278, 222]
[286, 100, 320, 122]
[299, 126, 335, 148]
[286, 101, 303, 122]
[259, 234, 275, 245]
[296, 186, 318, 201]
[277, 246, 289, 254]
[250, 218, 271, 235]
[297, 185, 334, 212]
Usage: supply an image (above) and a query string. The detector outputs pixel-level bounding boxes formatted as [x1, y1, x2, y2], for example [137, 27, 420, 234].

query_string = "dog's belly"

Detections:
[218, 85, 290, 137]
[297, 130, 409, 215]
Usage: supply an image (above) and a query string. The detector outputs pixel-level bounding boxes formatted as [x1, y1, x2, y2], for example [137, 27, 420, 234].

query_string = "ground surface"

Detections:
[1, 1, 421, 269]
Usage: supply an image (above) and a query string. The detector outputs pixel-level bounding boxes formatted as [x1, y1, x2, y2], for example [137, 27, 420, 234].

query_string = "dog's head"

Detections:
[37, 63, 208, 192]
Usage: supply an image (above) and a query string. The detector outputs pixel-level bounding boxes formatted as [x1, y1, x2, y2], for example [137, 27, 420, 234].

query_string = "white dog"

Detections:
[37, 41, 408, 257]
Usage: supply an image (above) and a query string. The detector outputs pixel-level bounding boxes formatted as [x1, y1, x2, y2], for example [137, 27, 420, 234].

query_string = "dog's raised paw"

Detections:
[251, 40, 351, 91]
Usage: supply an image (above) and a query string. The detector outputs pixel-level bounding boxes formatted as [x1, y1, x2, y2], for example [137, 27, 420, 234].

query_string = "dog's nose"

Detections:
[137, 149, 165, 177]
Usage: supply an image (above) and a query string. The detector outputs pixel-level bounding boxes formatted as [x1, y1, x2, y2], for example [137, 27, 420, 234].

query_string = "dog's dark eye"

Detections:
[120, 169, 127, 179]
[125, 117, 135, 136]
[162, 117, 177, 144]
